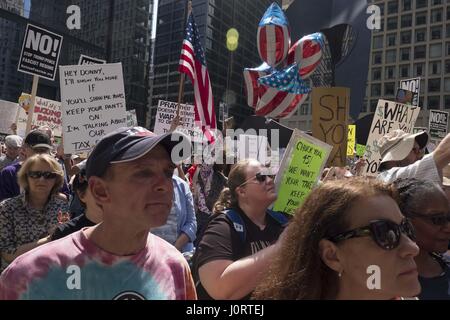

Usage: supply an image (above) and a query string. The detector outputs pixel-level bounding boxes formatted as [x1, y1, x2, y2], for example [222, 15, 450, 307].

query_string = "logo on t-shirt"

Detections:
[113, 291, 146, 300]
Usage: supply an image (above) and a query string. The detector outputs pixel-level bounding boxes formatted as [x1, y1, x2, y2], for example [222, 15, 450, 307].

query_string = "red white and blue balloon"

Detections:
[287, 33, 325, 79]
[243, 63, 272, 109]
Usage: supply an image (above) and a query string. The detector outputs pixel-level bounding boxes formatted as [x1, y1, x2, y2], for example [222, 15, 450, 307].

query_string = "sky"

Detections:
[24, 0, 30, 18]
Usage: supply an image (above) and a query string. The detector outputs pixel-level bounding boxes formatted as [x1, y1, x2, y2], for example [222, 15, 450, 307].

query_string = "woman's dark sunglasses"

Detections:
[408, 212, 450, 226]
[238, 172, 275, 187]
[328, 219, 416, 250]
[28, 171, 58, 180]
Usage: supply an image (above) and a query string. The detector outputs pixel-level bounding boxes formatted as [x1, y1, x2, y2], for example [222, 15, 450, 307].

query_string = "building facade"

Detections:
[281, 0, 450, 131]
[148, 0, 280, 129]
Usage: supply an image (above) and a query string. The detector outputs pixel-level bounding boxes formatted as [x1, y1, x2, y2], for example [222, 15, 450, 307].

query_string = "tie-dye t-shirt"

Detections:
[0, 230, 197, 300]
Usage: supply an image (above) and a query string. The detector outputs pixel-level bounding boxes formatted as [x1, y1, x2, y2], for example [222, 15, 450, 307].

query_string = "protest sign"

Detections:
[312, 87, 349, 167]
[78, 54, 106, 65]
[395, 88, 414, 105]
[16, 94, 62, 137]
[362, 99, 420, 175]
[237, 134, 269, 165]
[413, 127, 428, 134]
[347, 125, 356, 156]
[399, 78, 420, 107]
[0, 100, 19, 135]
[153, 100, 203, 143]
[355, 144, 366, 157]
[126, 109, 138, 127]
[273, 129, 332, 215]
[429, 110, 449, 140]
[18, 24, 63, 81]
[59, 63, 127, 154]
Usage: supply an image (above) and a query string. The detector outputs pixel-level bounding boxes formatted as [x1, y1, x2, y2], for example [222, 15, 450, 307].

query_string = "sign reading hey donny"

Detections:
[59, 63, 127, 153]
[312, 87, 349, 167]
[154, 100, 203, 143]
[272, 129, 332, 215]
[0, 100, 19, 135]
[429, 110, 449, 140]
[362, 100, 420, 175]
[16, 94, 62, 137]
[399, 77, 420, 107]
[18, 24, 63, 80]
[78, 54, 106, 65]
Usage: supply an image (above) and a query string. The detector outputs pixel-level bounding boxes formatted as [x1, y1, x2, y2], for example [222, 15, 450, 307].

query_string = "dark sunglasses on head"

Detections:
[408, 212, 450, 226]
[27, 171, 58, 180]
[328, 218, 416, 251]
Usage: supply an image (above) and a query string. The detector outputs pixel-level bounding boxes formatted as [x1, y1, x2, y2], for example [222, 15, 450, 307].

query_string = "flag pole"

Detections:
[176, 0, 193, 119]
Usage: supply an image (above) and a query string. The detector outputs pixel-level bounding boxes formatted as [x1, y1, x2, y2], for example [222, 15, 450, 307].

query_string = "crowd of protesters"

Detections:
[0, 124, 449, 300]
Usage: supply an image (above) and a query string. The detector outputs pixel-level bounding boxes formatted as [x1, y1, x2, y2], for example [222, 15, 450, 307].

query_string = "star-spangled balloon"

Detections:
[258, 64, 311, 95]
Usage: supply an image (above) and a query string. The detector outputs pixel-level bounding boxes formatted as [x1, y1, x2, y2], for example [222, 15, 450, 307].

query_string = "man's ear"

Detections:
[89, 177, 110, 205]
[318, 239, 344, 273]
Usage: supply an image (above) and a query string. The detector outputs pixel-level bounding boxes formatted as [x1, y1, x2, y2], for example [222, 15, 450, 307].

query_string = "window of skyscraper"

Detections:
[431, 26, 442, 39]
[372, 68, 382, 80]
[385, 66, 396, 79]
[385, 83, 396, 96]
[401, 31, 412, 44]
[431, 9, 443, 23]
[416, 12, 427, 25]
[386, 50, 397, 63]
[414, 45, 426, 59]
[429, 61, 442, 75]
[400, 65, 410, 77]
[416, 29, 427, 42]
[432, 0, 443, 5]
[446, 24, 450, 37]
[387, 17, 398, 30]
[387, 34, 396, 46]
[428, 78, 441, 92]
[414, 63, 425, 76]
[446, 60, 450, 73]
[373, 36, 384, 49]
[445, 95, 450, 108]
[403, 0, 412, 11]
[430, 43, 443, 58]
[371, 84, 381, 96]
[388, 1, 398, 14]
[416, 0, 428, 9]
[401, 14, 412, 27]
[401, 48, 411, 60]
[447, 6, 450, 20]
[370, 99, 378, 112]
[373, 52, 382, 64]
[427, 96, 441, 109]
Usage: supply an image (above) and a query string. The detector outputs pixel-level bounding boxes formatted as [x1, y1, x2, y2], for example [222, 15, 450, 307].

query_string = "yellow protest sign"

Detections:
[347, 125, 356, 156]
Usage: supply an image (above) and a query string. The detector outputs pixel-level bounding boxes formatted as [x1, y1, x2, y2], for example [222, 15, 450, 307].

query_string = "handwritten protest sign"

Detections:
[78, 54, 106, 65]
[429, 110, 448, 140]
[126, 109, 138, 127]
[273, 129, 332, 215]
[399, 78, 420, 107]
[362, 99, 420, 175]
[237, 134, 269, 164]
[59, 63, 127, 154]
[16, 94, 62, 137]
[347, 125, 356, 156]
[153, 100, 203, 142]
[0, 100, 19, 135]
[18, 24, 63, 80]
[312, 87, 349, 167]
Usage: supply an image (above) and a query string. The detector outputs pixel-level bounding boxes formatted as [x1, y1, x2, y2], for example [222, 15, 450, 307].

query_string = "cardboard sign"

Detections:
[0, 100, 19, 135]
[153, 100, 203, 143]
[16, 94, 62, 137]
[399, 78, 420, 107]
[126, 109, 138, 127]
[362, 100, 420, 175]
[312, 87, 349, 167]
[78, 54, 106, 65]
[429, 110, 449, 140]
[59, 63, 127, 154]
[237, 134, 269, 165]
[18, 24, 63, 80]
[273, 129, 332, 215]
[347, 125, 356, 156]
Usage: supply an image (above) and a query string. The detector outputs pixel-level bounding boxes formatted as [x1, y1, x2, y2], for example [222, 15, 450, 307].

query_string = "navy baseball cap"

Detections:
[86, 127, 191, 178]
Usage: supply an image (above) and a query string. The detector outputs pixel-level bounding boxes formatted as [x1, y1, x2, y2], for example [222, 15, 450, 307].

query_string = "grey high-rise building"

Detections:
[148, 0, 280, 129]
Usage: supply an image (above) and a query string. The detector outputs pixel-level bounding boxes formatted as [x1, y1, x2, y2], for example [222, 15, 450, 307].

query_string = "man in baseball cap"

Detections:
[0, 127, 196, 300]
[378, 129, 450, 184]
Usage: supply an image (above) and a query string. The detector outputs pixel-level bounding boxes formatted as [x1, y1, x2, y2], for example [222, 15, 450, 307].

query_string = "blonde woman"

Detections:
[0, 154, 68, 272]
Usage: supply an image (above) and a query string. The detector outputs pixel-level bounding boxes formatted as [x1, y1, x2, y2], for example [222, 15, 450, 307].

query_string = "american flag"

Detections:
[179, 12, 216, 141]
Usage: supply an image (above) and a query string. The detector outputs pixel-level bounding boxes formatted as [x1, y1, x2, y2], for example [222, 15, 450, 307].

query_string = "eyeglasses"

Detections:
[27, 171, 58, 180]
[408, 212, 450, 226]
[238, 172, 275, 188]
[328, 219, 416, 251]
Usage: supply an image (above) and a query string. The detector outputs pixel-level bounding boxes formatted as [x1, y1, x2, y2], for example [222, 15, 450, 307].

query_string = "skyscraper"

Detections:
[148, 0, 280, 129]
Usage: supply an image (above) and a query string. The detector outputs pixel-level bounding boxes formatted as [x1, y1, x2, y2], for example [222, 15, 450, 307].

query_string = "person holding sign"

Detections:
[253, 178, 420, 300]
[0, 127, 196, 300]
[378, 130, 450, 185]
[193, 159, 288, 300]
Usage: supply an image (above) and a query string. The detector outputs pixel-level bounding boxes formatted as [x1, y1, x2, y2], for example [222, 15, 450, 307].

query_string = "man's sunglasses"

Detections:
[28, 171, 58, 180]
[328, 219, 416, 251]
[238, 172, 275, 187]
[408, 212, 450, 226]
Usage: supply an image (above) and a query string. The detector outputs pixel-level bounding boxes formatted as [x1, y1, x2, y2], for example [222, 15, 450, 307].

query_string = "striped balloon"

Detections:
[243, 63, 272, 108]
[255, 87, 308, 119]
[287, 32, 324, 79]
[257, 24, 290, 68]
